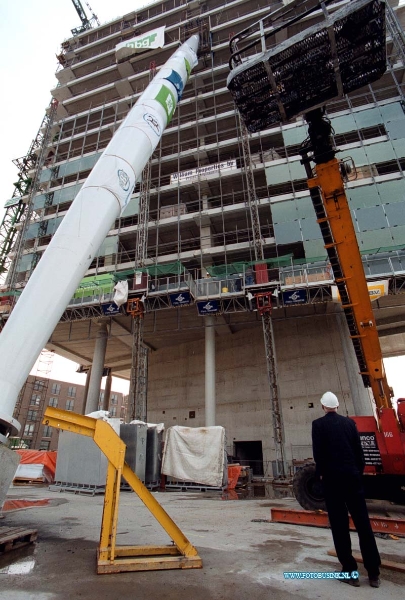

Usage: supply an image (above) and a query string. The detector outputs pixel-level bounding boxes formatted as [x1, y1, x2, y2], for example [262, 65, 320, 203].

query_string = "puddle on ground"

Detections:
[222, 483, 294, 501]
[2, 498, 50, 512]
[0, 546, 36, 575]
[2, 497, 69, 512]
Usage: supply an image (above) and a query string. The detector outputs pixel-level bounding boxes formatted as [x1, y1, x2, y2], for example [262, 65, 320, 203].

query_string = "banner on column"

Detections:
[115, 26, 166, 60]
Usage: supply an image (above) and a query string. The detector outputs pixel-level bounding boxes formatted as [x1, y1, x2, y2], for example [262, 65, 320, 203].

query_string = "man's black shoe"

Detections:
[337, 573, 360, 587]
[369, 577, 380, 588]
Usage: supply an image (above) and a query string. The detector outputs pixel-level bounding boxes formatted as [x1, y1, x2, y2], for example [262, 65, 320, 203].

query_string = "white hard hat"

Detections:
[320, 391, 339, 408]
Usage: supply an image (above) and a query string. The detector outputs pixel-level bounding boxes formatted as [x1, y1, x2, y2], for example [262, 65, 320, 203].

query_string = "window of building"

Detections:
[27, 409, 38, 421]
[30, 394, 41, 406]
[43, 425, 52, 438]
[67, 386, 76, 398]
[110, 406, 117, 417]
[51, 383, 61, 395]
[49, 397, 58, 407]
[33, 380, 45, 391]
[99, 391, 104, 402]
[66, 399, 74, 411]
[39, 440, 50, 451]
[24, 424, 35, 436]
[110, 394, 118, 405]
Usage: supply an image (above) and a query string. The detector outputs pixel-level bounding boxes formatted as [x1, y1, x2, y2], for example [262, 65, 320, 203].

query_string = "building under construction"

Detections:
[1, 0, 405, 475]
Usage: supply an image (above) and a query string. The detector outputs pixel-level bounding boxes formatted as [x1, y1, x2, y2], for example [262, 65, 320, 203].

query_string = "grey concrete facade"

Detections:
[146, 313, 372, 467]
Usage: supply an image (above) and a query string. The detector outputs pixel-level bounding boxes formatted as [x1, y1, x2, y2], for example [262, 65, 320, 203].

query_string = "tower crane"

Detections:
[70, 0, 100, 36]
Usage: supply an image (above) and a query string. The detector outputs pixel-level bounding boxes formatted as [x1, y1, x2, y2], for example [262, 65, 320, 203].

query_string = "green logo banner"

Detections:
[184, 58, 191, 80]
[155, 85, 176, 124]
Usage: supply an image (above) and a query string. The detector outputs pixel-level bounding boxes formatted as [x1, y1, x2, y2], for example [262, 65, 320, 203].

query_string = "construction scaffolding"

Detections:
[238, 114, 287, 477]
[2, 99, 59, 290]
[128, 61, 157, 423]
[0, 100, 58, 286]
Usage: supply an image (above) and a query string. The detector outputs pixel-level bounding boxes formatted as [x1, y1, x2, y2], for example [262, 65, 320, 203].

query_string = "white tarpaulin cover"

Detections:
[14, 464, 53, 483]
[113, 280, 128, 307]
[130, 419, 165, 434]
[162, 426, 225, 487]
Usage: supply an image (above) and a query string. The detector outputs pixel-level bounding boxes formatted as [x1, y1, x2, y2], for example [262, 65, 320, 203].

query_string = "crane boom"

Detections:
[300, 109, 393, 411]
[71, 0, 90, 29]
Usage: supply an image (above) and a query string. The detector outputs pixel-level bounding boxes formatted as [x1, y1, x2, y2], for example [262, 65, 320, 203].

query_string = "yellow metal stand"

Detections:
[43, 407, 202, 574]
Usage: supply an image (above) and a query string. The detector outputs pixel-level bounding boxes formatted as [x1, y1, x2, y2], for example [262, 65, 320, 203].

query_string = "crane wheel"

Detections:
[292, 463, 326, 511]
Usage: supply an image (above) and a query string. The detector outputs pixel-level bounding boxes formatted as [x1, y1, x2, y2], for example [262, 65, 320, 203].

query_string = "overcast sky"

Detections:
[0, 0, 151, 208]
[1, 0, 404, 398]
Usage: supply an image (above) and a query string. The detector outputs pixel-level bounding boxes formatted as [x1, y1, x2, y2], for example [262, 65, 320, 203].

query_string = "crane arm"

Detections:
[300, 109, 393, 411]
[71, 0, 89, 28]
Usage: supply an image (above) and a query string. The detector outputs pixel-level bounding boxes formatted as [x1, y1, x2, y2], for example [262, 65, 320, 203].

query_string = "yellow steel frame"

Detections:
[43, 407, 202, 574]
[307, 158, 392, 409]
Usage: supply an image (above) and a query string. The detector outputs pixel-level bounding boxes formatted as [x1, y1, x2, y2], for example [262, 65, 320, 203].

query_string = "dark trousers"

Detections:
[323, 473, 380, 578]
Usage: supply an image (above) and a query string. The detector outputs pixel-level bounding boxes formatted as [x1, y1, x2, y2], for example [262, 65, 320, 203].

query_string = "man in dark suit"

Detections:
[312, 391, 381, 588]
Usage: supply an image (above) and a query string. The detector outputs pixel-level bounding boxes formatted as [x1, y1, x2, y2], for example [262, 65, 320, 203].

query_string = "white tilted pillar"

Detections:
[0, 35, 199, 439]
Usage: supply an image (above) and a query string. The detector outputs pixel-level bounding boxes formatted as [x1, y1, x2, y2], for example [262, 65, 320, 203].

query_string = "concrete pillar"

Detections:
[103, 369, 112, 411]
[85, 322, 108, 414]
[335, 311, 373, 416]
[205, 316, 216, 426]
[81, 367, 92, 414]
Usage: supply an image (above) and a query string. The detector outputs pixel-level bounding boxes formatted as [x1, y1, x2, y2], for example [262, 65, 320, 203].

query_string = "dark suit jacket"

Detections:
[312, 411, 365, 478]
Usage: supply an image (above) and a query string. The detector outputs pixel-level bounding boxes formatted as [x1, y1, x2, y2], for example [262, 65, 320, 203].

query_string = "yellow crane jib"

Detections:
[43, 407, 202, 573]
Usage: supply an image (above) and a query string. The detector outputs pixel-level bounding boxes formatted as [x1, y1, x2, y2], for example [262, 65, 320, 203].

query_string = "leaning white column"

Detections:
[0, 35, 199, 440]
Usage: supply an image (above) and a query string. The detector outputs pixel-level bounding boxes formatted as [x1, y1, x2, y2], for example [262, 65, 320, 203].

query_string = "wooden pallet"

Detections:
[0, 526, 37, 555]
[13, 478, 46, 486]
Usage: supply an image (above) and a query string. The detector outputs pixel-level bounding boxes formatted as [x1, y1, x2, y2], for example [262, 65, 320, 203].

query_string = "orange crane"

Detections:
[227, 0, 405, 506]
[295, 106, 405, 508]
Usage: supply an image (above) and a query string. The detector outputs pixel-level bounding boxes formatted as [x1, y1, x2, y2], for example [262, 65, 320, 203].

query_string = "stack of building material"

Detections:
[162, 426, 226, 488]
[13, 450, 57, 484]
[51, 417, 121, 494]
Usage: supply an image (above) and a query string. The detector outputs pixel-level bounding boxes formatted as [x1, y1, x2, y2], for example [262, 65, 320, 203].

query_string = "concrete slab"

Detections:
[0, 485, 404, 600]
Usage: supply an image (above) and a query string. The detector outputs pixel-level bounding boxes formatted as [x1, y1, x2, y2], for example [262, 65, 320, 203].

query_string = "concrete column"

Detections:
[85, 322, 108, 414]
[103, 369, 112, 411]
[335, 311, 373, 416]
[205, 316, 216, 426]
[81, 367, 92, 414]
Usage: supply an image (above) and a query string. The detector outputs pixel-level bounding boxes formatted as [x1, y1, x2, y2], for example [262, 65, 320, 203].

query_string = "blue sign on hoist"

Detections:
[101, 302, 121, 316]
[197, 300, 220, 315]
[282, 289, 308, 306]
[169, 291, 192, 307]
